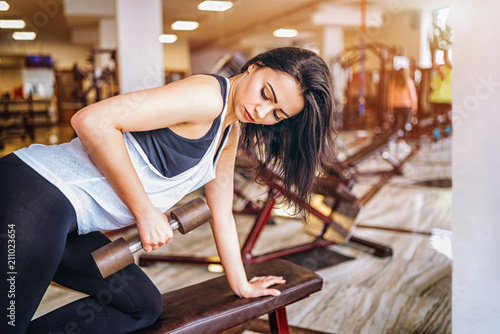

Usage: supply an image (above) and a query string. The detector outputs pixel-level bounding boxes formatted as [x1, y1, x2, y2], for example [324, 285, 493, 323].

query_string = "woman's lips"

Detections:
[244, 109, 255, 122]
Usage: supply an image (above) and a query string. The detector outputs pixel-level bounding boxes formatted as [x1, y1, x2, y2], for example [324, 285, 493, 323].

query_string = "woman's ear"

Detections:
[247, 61, 264, 73]
[247, 63, 258, 73]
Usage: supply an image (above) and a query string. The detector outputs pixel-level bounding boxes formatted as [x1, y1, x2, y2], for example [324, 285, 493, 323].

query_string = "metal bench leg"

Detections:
[269, 307, 290, 334]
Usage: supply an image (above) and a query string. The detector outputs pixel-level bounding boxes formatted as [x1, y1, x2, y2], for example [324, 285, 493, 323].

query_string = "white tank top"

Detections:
[15, 77, 232, 234]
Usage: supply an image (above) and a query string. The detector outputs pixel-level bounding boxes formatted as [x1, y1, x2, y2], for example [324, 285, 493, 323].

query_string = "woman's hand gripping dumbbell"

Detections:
[91, 197, 212, 278]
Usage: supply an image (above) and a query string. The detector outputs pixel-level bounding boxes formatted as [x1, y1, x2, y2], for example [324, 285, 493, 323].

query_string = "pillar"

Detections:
[322, 27, 345, 103]
[115, 0, 164, 94]
[97, 18, 116, 70]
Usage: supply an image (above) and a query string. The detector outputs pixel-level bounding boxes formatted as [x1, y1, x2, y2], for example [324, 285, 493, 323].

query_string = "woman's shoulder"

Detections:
[175, 74, 224, 95]
[158, 74, 225, 123]
[180, 74, 223, 102]
[153, 74, 227, 137]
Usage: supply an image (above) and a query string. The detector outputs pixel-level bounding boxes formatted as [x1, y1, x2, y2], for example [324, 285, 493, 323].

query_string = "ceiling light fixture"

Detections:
[159, 34, 178, 43]
[273, 28, 298, 38]
[198, 1, 233, 12]
[171, 21, 199, 31]
[12, 31, 36, 40]
[0, 19, 26, 29]
[0, 1, 10, 11]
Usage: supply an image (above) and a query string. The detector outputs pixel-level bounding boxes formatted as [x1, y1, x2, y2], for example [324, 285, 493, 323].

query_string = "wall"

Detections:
[0, 68, 22, 96]
[22, 68, 54, 98]
[370, 10, 421, 62]
[191, 48, 230, 75]
[164, 38, 191, 74]
[451, 0, 500, 332]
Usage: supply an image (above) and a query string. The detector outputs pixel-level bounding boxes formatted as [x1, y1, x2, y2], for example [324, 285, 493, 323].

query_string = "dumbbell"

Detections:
[91, 197, 212, 278]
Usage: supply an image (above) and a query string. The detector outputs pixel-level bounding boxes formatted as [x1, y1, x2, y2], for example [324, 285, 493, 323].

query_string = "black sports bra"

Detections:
[131, 74, 227, 177]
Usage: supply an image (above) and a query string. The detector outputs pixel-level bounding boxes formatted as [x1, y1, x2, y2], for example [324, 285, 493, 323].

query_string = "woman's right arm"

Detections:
[71, 75, 223, 251]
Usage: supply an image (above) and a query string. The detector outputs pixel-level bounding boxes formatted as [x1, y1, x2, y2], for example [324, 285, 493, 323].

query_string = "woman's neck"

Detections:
[224, 73, 244, 127]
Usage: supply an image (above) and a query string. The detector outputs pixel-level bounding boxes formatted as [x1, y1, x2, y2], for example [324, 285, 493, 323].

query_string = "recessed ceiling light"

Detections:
[198, 1, 233, 12]
[0, 1, 10, 11]
[0, 19, 26, 29]
[273, 28, 298, 38]
[171, 21, 199, 31]
[12, 31, 36, 40]
[159, 34, 178, 43]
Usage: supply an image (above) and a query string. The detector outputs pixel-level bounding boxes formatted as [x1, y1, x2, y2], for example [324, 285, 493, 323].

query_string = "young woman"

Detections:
[387, 68, 418, 131]
[0, 47, 336, 333]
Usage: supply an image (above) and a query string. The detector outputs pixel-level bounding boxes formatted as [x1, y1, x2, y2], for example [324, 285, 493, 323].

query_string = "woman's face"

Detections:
[233, 64, 304, 125]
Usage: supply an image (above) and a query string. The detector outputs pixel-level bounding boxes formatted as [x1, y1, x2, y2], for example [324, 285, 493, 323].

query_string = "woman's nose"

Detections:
[256, 104, 272, 119]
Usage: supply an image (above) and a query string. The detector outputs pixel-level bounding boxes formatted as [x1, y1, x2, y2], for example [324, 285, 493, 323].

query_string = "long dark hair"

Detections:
[392, 68, 409, 90]
[238, 47, 338, 211]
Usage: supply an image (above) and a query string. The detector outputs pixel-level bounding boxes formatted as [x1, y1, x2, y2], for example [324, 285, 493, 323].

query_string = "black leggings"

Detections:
[393, 107, 412, 131]
[0, 154, 163, 334]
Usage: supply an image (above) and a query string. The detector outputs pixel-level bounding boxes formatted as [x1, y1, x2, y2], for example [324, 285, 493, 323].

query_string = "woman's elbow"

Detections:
[71, 106, 112, 139]
[70, 108, 90, 134]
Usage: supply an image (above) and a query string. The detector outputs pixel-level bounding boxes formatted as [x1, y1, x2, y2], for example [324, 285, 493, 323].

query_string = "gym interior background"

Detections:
[0, 0, 499, 333]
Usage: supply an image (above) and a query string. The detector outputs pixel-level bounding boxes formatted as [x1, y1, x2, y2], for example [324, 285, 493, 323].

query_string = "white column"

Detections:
[451, 0, 500, 333]
[322, 26, 344, 62]
[115, 0, 164, 94]
[418, 10, 433, 69]
[322, 27, 345, 102]
[97, 18, 116, 70]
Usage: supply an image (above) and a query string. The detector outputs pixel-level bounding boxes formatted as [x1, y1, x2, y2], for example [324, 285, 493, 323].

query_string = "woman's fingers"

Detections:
[137, 208, 175, 252]
[141, 225, 174, 252]
[247, 275, 286, 297]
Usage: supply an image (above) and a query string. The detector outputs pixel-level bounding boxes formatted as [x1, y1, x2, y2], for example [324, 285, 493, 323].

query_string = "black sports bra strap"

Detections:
[213, 126, 231, 163]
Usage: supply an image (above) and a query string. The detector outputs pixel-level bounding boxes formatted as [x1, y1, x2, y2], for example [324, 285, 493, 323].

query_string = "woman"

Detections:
[387, 68, 418, 131]
[0, 47, 336, 333]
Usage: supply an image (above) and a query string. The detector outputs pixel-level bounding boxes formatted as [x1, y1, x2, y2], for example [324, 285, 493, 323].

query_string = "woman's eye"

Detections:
[273, 110, 281, 121]
[261, 87, 269, 101]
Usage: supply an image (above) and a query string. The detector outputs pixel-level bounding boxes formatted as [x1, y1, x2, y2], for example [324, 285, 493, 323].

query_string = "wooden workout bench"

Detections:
[131, 259, 324, 334]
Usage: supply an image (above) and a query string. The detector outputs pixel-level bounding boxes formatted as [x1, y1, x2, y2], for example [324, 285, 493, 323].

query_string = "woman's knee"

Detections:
[108, 267, 163, 326]
[135, 282, 163, 326]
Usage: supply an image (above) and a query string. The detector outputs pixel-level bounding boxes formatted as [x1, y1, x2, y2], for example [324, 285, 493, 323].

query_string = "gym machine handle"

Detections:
[91, 197, 212, 278]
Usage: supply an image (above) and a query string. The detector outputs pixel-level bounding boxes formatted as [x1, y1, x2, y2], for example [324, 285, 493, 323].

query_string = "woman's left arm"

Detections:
[204, 123, 285, 298]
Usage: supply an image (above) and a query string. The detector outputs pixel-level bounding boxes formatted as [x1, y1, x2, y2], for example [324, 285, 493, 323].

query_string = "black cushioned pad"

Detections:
[132, 259, 323, 334]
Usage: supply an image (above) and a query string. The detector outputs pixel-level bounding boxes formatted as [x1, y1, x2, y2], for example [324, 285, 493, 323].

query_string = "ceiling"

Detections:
[0, 0, 447, 53]
[162, 0, 341, 51]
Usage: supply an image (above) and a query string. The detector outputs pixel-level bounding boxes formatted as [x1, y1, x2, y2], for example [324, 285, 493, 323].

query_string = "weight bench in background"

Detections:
[139, 161, 393, 268]
[131, 259, 325, 334]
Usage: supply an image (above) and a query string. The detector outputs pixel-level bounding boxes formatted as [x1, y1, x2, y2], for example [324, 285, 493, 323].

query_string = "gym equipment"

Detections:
[131, 259, 324, 334]
[231, 111, 420, 261]
[331, 42, 419, 131]
[0, 95, 52, 142]
[139, 161, 392, 269]
[71, 48, 118, 109]
[91, 197, 211, 278]
[340, 110, 418, 173]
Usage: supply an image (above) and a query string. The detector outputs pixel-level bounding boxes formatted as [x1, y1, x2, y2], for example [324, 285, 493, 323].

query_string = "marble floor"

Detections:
[1, 125, 452, 333]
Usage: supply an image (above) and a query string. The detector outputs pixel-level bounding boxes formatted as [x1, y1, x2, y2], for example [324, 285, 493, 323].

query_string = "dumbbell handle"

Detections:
[91, 197, 211, 278]
[127, 219, 180, 253]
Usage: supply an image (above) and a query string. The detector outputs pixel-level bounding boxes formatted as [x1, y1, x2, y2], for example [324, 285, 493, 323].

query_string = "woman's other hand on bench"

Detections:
[242, 275, 286, 298]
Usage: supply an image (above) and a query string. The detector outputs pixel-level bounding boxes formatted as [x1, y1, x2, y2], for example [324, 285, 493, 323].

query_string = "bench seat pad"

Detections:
[132, 259, 323, 334]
